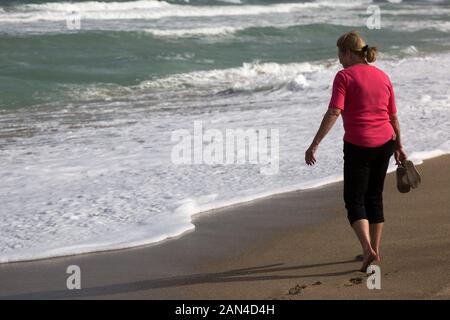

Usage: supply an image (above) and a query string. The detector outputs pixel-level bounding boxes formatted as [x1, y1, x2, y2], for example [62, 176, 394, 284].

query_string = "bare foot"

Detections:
[357, 251, 380, 262]
[360, 248, 377, 272]
[375, 251, 381, 262]
[372, 248, 381, 262]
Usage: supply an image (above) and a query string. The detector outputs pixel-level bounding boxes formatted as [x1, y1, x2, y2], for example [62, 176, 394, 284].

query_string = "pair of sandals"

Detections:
[396, 160, 422, 193]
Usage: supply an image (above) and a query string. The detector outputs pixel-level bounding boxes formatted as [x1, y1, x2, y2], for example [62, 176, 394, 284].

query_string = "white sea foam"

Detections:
[0, 0, 367, 22]
[145, 26, 242, 37]
[138, 60, 324, 93]
[1, 51, 450, 264]
[1, 0, 448, 37]
[147, 19, 450, 37]
[217, 0, 242, 4]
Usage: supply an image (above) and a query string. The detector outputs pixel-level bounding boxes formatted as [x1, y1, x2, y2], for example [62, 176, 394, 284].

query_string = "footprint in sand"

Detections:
[288, 281, 322, 295]
[344, 277, 364, 287]
[288, 284, 307, 295]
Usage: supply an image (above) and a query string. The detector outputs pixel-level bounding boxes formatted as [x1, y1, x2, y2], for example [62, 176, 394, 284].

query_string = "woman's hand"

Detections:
[389, 114, 406, 165]
[305, 143, 318, 166]
[305, 108, 340, 166]
[394, 144, 407, 165]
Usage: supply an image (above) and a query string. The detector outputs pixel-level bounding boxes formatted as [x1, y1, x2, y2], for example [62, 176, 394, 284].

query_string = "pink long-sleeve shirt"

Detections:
[328, 63, 397, 148]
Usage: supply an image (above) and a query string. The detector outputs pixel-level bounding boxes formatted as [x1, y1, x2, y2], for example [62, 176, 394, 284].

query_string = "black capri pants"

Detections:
[343, 138, 396, 226]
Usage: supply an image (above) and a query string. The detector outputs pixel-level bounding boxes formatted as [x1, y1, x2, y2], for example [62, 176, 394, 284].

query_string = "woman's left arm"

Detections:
[305, 107, 341, 165]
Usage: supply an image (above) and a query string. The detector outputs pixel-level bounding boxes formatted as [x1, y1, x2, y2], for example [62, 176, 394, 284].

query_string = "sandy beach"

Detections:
[0, 154, 449, 300]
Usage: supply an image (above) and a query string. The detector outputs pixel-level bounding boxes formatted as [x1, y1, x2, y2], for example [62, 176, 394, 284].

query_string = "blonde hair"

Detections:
[337, 30, 378, 63]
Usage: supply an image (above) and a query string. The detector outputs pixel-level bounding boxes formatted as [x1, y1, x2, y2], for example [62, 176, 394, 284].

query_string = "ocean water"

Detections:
[1, 0, 450, 263]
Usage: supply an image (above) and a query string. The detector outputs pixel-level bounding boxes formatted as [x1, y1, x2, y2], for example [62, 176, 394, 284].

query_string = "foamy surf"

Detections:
[138, 60, 323, 92]
[1, 0, 365, 22]
[1, 0, 449, 38]
[145, 26, 242, 37]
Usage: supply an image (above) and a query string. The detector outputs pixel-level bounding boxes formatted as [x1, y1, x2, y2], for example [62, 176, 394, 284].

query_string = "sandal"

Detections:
[402, 159, 422, 189]
[396, 163, 411, 193]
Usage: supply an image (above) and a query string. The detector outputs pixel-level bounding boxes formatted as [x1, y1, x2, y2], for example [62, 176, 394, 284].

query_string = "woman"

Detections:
[305, 31, 408, 272]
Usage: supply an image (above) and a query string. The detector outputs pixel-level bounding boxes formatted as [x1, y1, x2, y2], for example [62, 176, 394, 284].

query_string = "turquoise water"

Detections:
[1, 0, 450, 109]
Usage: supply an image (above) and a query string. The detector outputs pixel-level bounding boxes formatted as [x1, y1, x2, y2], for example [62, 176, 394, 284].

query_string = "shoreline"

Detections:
[1, 148, 447, 265]
[0, 154, 449, 299]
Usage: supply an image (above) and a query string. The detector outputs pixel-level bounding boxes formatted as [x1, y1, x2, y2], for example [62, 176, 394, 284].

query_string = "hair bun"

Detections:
[362, 45, 369, 52]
